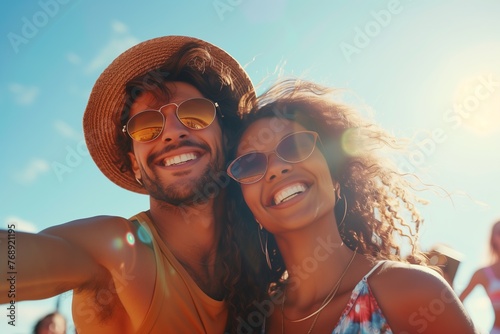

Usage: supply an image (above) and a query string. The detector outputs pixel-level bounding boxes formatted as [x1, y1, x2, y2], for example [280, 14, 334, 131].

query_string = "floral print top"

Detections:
[260, 261, 392, 334]
[332, 261, 393, 334]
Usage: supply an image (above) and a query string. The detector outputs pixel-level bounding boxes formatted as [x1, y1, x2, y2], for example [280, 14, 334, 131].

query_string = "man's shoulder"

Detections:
[42, 215, 136, 236]
[79, 214, 138, 228]
[40, 214, 149, 253]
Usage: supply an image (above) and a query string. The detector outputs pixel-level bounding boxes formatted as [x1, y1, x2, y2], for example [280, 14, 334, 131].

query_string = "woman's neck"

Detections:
[275, 218, 353, 311]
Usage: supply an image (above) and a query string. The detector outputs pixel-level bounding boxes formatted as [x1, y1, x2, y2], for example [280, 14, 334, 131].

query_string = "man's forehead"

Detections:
[131, 82, 203, 110]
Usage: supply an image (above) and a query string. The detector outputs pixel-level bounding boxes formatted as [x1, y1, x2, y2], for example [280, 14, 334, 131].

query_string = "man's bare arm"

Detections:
[0, 229, 99, 303]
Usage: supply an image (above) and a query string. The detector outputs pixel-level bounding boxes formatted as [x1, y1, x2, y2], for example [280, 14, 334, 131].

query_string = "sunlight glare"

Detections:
[452, 73, 500, 136]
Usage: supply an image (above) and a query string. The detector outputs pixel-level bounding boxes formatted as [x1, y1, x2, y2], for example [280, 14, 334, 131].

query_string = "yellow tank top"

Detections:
[131, 212, 227, 333]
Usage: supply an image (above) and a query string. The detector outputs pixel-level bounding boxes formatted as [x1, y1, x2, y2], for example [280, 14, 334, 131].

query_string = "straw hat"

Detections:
[83, 35, 254, 194]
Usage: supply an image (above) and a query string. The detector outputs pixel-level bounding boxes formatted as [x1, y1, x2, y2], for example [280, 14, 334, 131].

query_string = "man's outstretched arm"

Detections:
[0, 221, 102, 303]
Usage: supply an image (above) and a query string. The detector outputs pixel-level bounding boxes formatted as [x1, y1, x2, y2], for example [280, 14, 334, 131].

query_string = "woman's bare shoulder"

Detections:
[370, 260, 451, 297]
[368, 260, 477, 333]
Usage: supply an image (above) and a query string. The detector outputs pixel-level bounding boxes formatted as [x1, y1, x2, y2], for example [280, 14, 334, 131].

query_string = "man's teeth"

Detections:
[274, 183, 307, 205]
[163, 153, 197, 166]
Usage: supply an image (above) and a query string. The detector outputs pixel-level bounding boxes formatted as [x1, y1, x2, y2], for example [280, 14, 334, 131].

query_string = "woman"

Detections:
[227, 79, 477, 333]
[460, 220, 500, 334]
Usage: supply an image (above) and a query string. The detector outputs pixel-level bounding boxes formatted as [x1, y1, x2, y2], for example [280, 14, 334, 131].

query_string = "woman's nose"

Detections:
[265, 153, 293, 181]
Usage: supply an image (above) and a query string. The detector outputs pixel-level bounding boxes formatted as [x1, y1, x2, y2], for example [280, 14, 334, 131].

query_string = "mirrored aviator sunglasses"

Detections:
[227, 131, 319, 184]
[122, 97, 219, 143]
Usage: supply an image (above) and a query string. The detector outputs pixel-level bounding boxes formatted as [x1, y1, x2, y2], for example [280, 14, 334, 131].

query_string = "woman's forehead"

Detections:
[237, 118, 307, 153]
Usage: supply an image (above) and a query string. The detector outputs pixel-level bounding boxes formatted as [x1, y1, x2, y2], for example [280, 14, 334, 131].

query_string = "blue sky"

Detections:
[1, 1, 499, 333]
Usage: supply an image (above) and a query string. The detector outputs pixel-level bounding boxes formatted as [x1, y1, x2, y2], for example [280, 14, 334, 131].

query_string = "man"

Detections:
[1, 36, 255, 333]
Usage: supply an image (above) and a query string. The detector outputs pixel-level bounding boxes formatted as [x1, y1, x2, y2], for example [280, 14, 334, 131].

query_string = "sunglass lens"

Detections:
[277, 132, 316, 162]
[230, 153, 267, 184]
[127, 111, 164, 142]
[177, 98, 216, 130]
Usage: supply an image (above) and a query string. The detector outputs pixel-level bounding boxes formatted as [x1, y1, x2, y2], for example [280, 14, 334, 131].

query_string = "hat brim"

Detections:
[83, 35, 254, 194]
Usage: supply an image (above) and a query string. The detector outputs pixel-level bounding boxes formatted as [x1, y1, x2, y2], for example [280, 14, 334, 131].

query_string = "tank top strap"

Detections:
[363, 260, 387, 280]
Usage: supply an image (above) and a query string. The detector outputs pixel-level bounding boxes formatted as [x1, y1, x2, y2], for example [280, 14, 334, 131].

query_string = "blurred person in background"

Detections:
[33, 312, 67, 334]
[460, 220, 500, 334]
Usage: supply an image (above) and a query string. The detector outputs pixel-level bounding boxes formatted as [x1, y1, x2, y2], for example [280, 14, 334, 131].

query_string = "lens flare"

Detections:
[126, 232, 135, 246]
[452, 73, 500, 136]
[341, 128, 362, 156]
[137, 225, 152, 244]
[112, 237, 123, 250]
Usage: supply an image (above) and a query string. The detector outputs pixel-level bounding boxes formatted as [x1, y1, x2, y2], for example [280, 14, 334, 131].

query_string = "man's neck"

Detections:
[147, 197, 225, 299]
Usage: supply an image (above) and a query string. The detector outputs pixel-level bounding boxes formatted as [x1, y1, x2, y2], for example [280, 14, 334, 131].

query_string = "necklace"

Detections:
[281, 249, 357, 334]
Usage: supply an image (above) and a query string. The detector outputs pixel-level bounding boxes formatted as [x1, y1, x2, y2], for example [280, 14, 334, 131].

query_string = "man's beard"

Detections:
[141, 152, 224, 206]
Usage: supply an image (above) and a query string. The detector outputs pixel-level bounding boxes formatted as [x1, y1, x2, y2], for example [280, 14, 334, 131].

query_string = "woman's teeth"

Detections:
[273, 183, 307, 205]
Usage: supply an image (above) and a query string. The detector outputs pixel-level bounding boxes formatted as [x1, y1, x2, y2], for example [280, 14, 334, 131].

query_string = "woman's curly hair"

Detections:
[227, 78, 430, 331]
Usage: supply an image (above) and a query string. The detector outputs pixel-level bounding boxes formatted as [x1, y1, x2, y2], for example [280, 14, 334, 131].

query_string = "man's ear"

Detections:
[128, 152, 141, 180]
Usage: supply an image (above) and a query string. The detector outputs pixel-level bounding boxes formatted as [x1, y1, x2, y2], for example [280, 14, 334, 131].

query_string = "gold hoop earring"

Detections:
[334, 185, 347, 227]
[335, 188, 348, 245]
[338, 194, 347, 228]
[135, 177, 143, 186]
[335, 185, 341, 204]
[257, 224, 272, 270]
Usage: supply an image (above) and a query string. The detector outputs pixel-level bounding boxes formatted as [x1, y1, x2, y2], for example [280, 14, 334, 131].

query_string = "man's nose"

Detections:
[160, 105, 189, 142]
